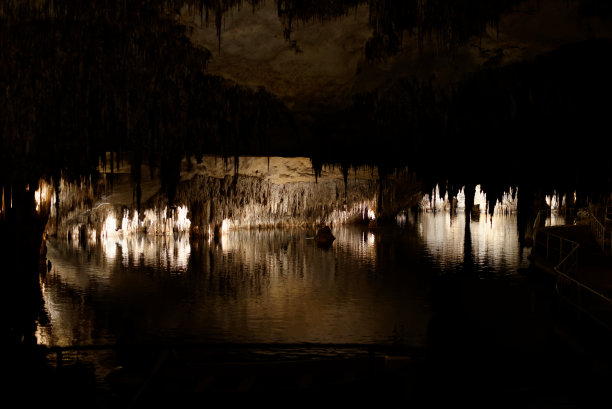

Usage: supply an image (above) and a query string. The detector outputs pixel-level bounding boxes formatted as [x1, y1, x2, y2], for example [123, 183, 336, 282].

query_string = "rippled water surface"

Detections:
[38, 211, 548, 349]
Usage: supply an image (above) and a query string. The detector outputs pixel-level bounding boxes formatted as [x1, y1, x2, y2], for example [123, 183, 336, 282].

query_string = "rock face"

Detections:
[158, 156, 380, 234]
[181, 2, 372, 114]
[47, 156, 420, 245]
[48, 156, 423, 243]
[171, 173, 376, 230]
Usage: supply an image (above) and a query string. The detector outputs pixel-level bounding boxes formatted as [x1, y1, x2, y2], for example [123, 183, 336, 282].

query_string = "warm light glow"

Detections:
[89, 228, 97, 243]
[545, 192, 560, 210]
[356, 200, 378, 223]
[35, 189, 41, 211]
[69, 225, 81, 247]
[368, 231, 375, 246]
[34, 180, 52, 212]
[175, 205, 191, 232]
[414, 211, 528, 272]
[544, 212, 566, 227]
[221, 218, 231, 233]
[96, 205, 193, 242]
[420, 184, 517, 215]
[102, 234, 118, 260]
[101, 214, 117, 239]
[493, 187, 517, 214]
[99, 223, 192, 268]
[335, 227, 376, 264]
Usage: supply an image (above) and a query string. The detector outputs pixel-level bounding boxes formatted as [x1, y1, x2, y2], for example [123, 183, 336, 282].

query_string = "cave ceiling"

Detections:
[182, 0, 612, 118]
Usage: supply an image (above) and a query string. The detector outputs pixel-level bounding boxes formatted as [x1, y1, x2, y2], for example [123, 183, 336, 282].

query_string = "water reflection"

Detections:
[101, 233, 191, 272]
[37, 212, 542, 352]
[38, 225, 430, 349]
[406, 211, 552, 275]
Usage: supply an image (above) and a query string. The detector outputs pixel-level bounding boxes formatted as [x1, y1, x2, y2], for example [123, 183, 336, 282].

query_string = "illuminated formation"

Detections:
[420, 184, 519, 215]
[39, 156, 392, 249]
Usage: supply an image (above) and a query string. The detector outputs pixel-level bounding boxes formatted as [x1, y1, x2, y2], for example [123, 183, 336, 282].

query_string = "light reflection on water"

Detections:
[101, 233, 191, 272]
[415, 212, 531, 274]
[37, 211, 551, 350]
[408, 211, 565, 275]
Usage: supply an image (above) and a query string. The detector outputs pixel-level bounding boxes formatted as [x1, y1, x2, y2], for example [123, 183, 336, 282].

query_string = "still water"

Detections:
[37, 211, 548, 350]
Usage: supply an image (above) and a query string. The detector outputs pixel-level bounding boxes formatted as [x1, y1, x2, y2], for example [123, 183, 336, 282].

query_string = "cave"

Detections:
[2, 0, 612, 406]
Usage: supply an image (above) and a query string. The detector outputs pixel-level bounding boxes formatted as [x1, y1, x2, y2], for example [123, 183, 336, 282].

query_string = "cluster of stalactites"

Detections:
[163, 173, 379, 232]
[100, 205, 191, 241]
[62, 204, 192, 247]
[419, 184, 519, 216]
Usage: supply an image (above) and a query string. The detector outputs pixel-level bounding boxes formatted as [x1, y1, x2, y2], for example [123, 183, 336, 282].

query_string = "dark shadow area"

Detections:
[423, 268, 612, 408]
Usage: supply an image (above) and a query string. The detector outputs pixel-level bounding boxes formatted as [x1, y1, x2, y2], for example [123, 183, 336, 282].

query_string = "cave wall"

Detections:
[48, 156, 424, 242]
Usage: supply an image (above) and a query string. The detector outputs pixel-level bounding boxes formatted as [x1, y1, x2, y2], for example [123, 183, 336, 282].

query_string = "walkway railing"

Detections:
[532, 210, 542, 244]
[533, 227, 579, 272]
[588, 207, 609, 254]
[532, 215, 612, 329]
[555, 269, 612, 329]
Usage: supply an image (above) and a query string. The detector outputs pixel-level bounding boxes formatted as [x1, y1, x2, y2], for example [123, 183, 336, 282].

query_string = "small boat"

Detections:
[315, 226, 335, 248]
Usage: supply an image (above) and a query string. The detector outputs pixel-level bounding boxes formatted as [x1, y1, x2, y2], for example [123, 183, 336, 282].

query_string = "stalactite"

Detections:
[233, 155, 240, 195]
[109, 151, 115, 191]
[341, 164, 349, 196]
[53, 177, 60, 236]
[448, 185, 456, 216]
[464, 183, 475, 221]
[131, 150, 143, 215]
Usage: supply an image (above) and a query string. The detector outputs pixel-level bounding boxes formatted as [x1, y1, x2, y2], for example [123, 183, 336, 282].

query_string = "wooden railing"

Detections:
[532, 214, 612, 329]
[533, 228, 580, 276]
[531, 210, 542, 245]
[588, 207, 610, 255]
[555, 269, 612, 330]
[589, 209, 606, 253]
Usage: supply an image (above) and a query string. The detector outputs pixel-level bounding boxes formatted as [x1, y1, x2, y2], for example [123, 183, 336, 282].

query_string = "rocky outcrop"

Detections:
[47, 156, 424, 243]
[150, 157, 381, 235]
